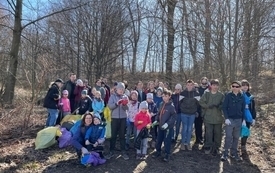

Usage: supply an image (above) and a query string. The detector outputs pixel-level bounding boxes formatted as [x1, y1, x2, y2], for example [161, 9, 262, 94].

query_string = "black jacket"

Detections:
[136, 90, 146, 103]
[43, 83, 60, 109]
[180, 89, 200, 114]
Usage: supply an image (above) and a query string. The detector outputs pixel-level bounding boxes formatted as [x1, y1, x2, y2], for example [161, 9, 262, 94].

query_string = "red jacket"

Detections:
[134, 111, 151, 130]
[74, 86, 85, 102]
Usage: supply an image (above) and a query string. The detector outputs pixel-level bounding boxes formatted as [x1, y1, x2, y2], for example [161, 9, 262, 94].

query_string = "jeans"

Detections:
[110, 118, 126, 152]
[136, 130, 148, 154]
[204, 123, 222, 149]
[46, 108, 59, 127]
[223, 118, 242, 156]
[174, 113, 182, 139]
[156, 127, 173, 155]
[194, 115, 203, 142]
[181, 113, 196, 145]
[126, 122, 137, 145]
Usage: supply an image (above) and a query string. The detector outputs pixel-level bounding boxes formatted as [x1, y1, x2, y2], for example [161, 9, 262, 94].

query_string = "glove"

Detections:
[225, 119, 231, 125]
[117, 99, 123, 105]
[85, 140, 91, 145]
[81, 147, 89, 154]
[252, 119, 256, 126]
[242, 120, 246, 126]
[245, 104, 249, 109]
[150, 112, 155, 117]
[161, 123, 168, 130]
[76, 110, 79, 114]
[122, 99, 129, 105]
[146, 124, 151, 129]
[93, 142, 98, 147]
[195, 112, 199, 118]
[137, 121, 143, 124]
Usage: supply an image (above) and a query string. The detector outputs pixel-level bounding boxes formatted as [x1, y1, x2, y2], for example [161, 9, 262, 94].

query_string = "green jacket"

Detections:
[199, 91, 224, 124]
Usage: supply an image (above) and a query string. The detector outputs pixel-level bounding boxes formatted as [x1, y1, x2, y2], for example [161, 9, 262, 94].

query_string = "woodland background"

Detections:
[0, 1, 275, 172]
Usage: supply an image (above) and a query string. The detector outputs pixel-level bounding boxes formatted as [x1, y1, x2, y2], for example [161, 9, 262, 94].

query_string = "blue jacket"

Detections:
[85, 124, 106, 144]
[71, 125, 91, 150]
[222, 91, 245, 119]
[171, 93, 181, 113]
[153, 95, 163, 110]
[156, 101, 176, 128]
[92, 98, 105, 114]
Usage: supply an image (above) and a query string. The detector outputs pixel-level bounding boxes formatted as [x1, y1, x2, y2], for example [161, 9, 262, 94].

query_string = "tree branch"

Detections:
[22, 1, 91, 30]
[0, 7, 15, 15]
[6, 0, 16, 12]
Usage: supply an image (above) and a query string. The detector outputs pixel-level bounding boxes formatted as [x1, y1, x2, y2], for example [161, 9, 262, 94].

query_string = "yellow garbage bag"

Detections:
[35, 127, 59, 150]
[60, 114, 82, 125]
[105, 121, 111, 139]
[103, 107, 111, 122]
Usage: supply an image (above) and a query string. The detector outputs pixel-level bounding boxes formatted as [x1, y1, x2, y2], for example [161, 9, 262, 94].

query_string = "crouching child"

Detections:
[85, 114, 106, 158]
[152, 89, 176, 162]
[134, 101, 151, 160]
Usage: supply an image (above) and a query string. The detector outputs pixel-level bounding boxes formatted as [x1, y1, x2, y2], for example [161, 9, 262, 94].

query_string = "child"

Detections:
[152, 89, 176, 162]
[126, 90, 140, 150]
[153, 87, 163, 109]
[85, 114, 106, 158]
[134, 101, 151, 160]
[77, 90, 92, 115]
[74, 79, 85, 109]
[59, 90, 71, 117]
[146, 93, 158, 148]
[92, 91, 105, 120]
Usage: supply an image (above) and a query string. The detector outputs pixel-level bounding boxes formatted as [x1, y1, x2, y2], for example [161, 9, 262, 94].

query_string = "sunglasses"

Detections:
[201, 83, 208, 85]
[232, 85, 240, 88]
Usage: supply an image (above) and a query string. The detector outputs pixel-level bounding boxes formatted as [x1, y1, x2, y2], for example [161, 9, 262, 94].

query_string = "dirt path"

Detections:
[0, 104, 275, 173]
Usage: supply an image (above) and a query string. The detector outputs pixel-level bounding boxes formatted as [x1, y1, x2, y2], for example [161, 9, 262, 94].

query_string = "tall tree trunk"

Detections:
[204, 0, 211, 77]
[3, 0, 22, 104]
[166, 0, 177, 87]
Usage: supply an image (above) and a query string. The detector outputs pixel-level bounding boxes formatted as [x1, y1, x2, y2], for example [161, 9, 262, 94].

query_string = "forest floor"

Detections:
[0, 101, 275, 173]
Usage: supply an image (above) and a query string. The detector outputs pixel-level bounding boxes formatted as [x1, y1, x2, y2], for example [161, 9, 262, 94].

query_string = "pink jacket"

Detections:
[59, 97, 71, 112]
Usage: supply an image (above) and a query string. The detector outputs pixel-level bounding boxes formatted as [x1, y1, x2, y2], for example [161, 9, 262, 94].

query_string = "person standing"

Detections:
[199, 79, 224, 156]
[95, 79, 106, 100]
[136, 81, 146, 102]
[179, 80, 200, 151]
[44, 79, 64, 127]
[105, 82, 129, 160]
[240, 79, 256, 153]
[62, 73, 76, 112]
[195, 77, 209, 145]
[171, 83, 183, 142]
[221, 81, 246, 162]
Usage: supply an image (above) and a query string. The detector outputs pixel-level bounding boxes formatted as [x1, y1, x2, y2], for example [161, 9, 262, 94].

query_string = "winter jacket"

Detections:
[71, 125, 92, 150]
[107, 93, 129, 119]
[74, 85, 85, 102]
[153, 95, 163, 110]
[43, 83, 60, 109]
[171, 93, 181, 113]
[179, 89, 200, 114]
[78, 96, 92, 115]
[92, 98, 105, 114]
[134, 111, 151, 130]
[198, 86, 209, 96]
[155, 101, 176, 128]
[95, 86, 106, 100]
[199, 91, 225, 124]
[136, 89, 146, 102]
[85, 124, 106, 144]
[127, 101, 140, 122]
[244, 92, 256, 120]
[148, 101, 158, 115]
[59, 97, 71, 112]
[62, 80, 76, 100]
[222, 91, 245, 119]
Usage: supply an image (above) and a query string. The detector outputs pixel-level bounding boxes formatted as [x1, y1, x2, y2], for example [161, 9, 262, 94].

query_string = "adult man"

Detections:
[44, 79, 64, 127]
[136, 81, 146, 102]
[199, 79, 224, 156]
[62, 73, 76, 112]
[221, 81, 246, 162]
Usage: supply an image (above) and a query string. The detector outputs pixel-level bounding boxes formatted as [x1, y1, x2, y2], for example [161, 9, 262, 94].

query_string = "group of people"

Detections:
[43, 74, 256, 163]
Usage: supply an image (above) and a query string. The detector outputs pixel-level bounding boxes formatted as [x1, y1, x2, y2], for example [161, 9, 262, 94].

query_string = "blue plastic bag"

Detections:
[241, 125, 250, 137]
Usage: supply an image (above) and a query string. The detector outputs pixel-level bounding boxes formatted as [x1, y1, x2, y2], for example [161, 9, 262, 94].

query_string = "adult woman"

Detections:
[240, 80, 256, 152]
[71, 113, 94, 158]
